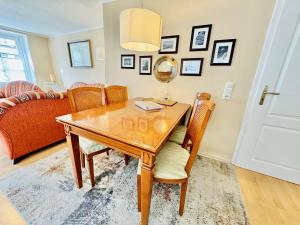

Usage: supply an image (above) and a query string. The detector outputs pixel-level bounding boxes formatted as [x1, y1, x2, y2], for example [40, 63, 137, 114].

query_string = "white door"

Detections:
[233, 0, 300, 185]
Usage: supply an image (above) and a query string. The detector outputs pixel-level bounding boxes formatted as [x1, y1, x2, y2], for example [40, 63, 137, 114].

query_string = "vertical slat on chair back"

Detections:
[104, 85, 128, 104]
[67, 87, 104, 113]
[184, 100, 215, 175]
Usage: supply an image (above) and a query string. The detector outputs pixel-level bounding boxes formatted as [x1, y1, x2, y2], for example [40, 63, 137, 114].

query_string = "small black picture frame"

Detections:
[159, 35, 180, 54]
[121, 54, 135, 69]
[211, 39, 236, 66]
[139, 56, 152, 75]
[180, 58, 203, 76]
[189, 24, 212, 51]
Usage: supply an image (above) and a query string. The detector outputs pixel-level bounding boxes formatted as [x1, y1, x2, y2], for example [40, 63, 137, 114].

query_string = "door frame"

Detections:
[232, 0, 284, 164]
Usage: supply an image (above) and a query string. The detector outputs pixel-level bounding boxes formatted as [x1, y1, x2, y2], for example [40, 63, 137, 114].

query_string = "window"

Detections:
[0, 30, 35, 84]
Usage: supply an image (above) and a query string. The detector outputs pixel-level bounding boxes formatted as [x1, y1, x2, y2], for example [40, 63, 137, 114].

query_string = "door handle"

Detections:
[259, 85, 280, 105]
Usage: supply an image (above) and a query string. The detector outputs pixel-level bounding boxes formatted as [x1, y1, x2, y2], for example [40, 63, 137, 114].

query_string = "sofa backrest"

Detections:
[0, 90, 66, 118]
[0, 81, 42, 98]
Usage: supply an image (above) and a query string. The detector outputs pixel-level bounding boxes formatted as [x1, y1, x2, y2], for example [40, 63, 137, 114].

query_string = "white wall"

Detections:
[103, 0, 275, 161]
[49, 28, 105, 88]
[26, 33, 54, 85]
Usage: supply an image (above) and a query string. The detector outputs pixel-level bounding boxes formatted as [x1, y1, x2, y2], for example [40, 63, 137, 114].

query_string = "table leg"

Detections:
[65, 125, 82, 188]
[140, 152, 155, 225]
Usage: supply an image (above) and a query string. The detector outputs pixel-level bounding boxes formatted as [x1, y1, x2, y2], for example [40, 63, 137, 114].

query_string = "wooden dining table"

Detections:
[56, 99, 190, 225]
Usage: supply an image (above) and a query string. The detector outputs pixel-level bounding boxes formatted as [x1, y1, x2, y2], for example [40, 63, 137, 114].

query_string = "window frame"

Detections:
[0, 29, 36, 85]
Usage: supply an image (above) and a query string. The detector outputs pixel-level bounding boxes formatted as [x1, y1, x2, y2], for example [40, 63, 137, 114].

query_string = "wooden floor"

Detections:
[0, 143, 299, 225]
[236, 168, 300, 225]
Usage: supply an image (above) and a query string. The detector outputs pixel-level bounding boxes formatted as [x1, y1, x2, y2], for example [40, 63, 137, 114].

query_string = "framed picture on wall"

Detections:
[68, 40, 93, 68]
[121, 54, 135, 69]
[139, 56, 152, 75]
[180, 58, 203, 76]
[189, 24, 212, 51]
[211, 39, 236, 65]
[159, 35, 179, 54]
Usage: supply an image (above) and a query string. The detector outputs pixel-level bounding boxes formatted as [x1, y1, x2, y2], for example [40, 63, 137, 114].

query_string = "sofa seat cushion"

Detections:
[168, 125, 187, 145]
[137, 142, 190, 180]
[79, 137, 108, 154]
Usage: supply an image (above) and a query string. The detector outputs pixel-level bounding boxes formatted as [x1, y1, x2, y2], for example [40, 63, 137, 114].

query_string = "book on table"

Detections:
[134, 101, 164, 111]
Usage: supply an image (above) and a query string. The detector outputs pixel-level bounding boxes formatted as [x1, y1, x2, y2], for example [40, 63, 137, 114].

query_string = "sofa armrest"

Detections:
[0, 98, 71, 160]
[0, 127, 13, 159]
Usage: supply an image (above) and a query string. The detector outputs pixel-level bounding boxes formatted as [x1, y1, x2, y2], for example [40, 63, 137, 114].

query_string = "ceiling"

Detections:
[0, 0, 109, 37]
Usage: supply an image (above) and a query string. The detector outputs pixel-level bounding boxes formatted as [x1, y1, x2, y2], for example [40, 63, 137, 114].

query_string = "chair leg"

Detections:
[137, 175, 141, 212]
[179, 181, 188, 216]
[81, 152, 85, 168]
[124, 154, 129, 165]
[106, 150, 110, 156]
[87, 156, 95, 187]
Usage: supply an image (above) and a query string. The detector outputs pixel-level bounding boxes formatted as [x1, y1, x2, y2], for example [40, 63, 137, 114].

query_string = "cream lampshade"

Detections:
[120, 8, 162, 52]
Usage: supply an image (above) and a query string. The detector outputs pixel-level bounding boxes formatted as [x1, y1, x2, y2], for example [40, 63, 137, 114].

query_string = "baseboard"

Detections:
[198, 152, 231, 163]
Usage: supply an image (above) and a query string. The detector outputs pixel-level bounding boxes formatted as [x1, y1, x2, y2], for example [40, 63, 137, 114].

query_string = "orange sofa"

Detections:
[0, 81, 71, 163]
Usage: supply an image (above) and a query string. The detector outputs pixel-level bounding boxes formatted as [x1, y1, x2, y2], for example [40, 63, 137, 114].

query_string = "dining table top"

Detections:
[56, 99, 190, 153]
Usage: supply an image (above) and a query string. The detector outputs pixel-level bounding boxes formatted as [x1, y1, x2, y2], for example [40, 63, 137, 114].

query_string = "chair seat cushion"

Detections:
[137, 142, 190, 180]
[79, 137, 108, 154]
[168, 125, 187, 145]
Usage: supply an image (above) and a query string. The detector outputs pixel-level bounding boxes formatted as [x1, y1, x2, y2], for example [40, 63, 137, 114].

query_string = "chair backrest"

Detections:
[104, 85, 128, 104]
[70, 82, 104, 89]
[67, 87, 105, 113]
[183, 100, 215, 175]
[197, 92, 211, 101]
[186, 92, 211, 127]
[0, 81, 42, 98]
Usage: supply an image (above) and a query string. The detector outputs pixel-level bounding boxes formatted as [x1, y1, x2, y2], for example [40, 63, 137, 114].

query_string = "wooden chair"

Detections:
[137, 99, 215, 216]
[104, 85, 130, 164]
[67, 86, 110, 187]
[168, 92, 211, 145]
[104, 85, 128, 104]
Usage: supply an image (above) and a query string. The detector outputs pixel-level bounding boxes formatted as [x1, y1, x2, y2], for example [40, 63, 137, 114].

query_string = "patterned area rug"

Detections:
[0, 149, 249, 225]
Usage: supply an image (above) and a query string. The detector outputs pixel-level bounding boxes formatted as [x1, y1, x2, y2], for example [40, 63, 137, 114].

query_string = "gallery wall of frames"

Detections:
[120, 24, 236, 77]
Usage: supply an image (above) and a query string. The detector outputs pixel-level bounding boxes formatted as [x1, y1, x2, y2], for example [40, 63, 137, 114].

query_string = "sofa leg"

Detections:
[12, 158, 21, 165]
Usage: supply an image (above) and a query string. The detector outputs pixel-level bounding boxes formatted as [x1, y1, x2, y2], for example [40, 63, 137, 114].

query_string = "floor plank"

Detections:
[236, 167, 300, 225]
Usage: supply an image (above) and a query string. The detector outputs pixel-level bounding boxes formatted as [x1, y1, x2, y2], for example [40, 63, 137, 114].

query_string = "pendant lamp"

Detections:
[120, 8, 162, 52]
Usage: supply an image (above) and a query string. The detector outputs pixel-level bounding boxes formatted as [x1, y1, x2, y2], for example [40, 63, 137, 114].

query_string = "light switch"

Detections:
[222, 82, 234, 100]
